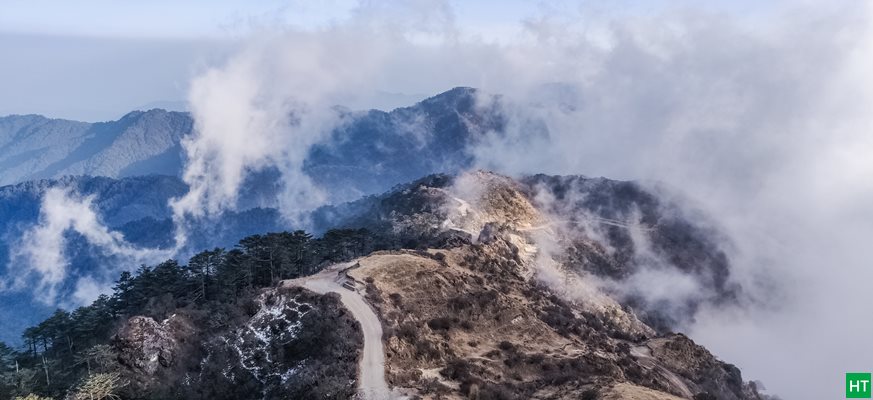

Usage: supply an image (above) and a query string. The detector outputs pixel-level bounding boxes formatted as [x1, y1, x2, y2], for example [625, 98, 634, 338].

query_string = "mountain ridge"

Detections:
[0, 87, 499, 203]
[0, 87, 767, 398]
[0, 170, 766, 400]
[0, 109, 190, 186]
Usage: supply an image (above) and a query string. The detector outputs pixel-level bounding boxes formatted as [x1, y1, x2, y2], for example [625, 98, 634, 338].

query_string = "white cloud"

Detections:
[460, 4, 873, 399]
[8, 188, 170, 304]
[70, 275, 113, 306]
[168, 0, 464, 240]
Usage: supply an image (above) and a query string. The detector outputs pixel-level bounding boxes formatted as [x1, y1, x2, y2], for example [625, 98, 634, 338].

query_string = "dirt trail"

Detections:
[285, 262, 398, 400]
[631, 345, 695, 399]
[518, 217, 655, 232]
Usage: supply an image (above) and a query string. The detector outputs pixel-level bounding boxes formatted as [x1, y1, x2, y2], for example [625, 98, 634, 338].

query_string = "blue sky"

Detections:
[1, 0, 763, 39]
[0, 0, 544, 120]
[0, 0, 767, 120]
[1, 0, 540, 39]
[1, 0, 352, 39]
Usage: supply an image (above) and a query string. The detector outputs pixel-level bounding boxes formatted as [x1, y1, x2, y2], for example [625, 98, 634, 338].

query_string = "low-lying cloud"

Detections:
[463, 4, 873, 399]
[168, 2, 464, 239]
[7, 188, 171, 305]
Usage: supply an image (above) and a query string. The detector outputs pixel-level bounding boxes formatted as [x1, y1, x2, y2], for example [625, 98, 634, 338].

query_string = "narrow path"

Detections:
[631, 345, 694, 399]
[517, 217, 655, 232]
[284, 262, 394, 400]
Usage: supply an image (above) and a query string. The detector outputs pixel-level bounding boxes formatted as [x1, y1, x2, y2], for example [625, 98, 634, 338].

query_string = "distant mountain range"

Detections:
[0, 87, 734, 350]
[0, 109, 190, 186]
[0, 86, 765, 400]
[0, 87, 500, 203]
[0, 87, 494, 342]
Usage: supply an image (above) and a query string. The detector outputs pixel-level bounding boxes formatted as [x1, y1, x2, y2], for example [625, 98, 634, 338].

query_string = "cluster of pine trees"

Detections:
[0, 228, 375, 400]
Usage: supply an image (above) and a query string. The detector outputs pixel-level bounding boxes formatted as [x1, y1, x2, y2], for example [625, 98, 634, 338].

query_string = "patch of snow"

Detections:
[194, 290, 314, 399]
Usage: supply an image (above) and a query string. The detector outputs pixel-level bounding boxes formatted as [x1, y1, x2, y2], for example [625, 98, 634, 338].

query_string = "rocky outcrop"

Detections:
[113, 314, 193, 375]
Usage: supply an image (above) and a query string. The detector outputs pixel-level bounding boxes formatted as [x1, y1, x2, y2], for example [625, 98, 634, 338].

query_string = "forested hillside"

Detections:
[0, 228, 381, 400]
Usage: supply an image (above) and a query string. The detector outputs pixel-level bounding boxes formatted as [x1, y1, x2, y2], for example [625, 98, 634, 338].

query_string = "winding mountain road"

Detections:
[284, 262, 396, 400]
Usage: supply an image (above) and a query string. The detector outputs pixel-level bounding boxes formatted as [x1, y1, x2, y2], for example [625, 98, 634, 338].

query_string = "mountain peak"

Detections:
[418, 86, 478, 107]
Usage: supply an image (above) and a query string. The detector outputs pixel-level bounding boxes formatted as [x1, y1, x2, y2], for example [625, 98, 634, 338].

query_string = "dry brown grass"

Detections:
[347, 245, 612, 399]
[602, 383, 686, 400]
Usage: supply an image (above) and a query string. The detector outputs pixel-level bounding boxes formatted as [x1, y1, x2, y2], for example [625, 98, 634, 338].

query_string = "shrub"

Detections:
[414, 339, 442, 360]
[365, 282, 382, 303]
[527, 353, 545, 364]
[479, 383, 519, 400]
[616, 342, 631, 355]
[448, 295, 472, 311]
[396, 323, 417, 341]
[420, 378, 452, 396]
[72, 372, 127, 400]
[440, 359, 473, 381]
[14, 395, 53, 400]
[427, 317, 453, 331]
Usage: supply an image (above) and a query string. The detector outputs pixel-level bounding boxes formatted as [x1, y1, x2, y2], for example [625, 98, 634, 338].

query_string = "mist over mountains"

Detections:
[0, 88, 488, 339]
[0, 169, 766, 400]
[0, 87, 731, 347]
[1, 1, 871, 398]
[0, 87, 495, 200]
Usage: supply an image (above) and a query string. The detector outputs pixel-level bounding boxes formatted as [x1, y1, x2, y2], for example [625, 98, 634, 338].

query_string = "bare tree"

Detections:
[74, 345, 114, 376]
[13, 394, 53, 400]
[72, 372, 127, 400]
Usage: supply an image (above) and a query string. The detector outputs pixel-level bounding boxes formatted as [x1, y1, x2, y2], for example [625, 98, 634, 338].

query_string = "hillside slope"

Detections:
[314, 171, 737, 331]
[321, 171, 760, 399]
